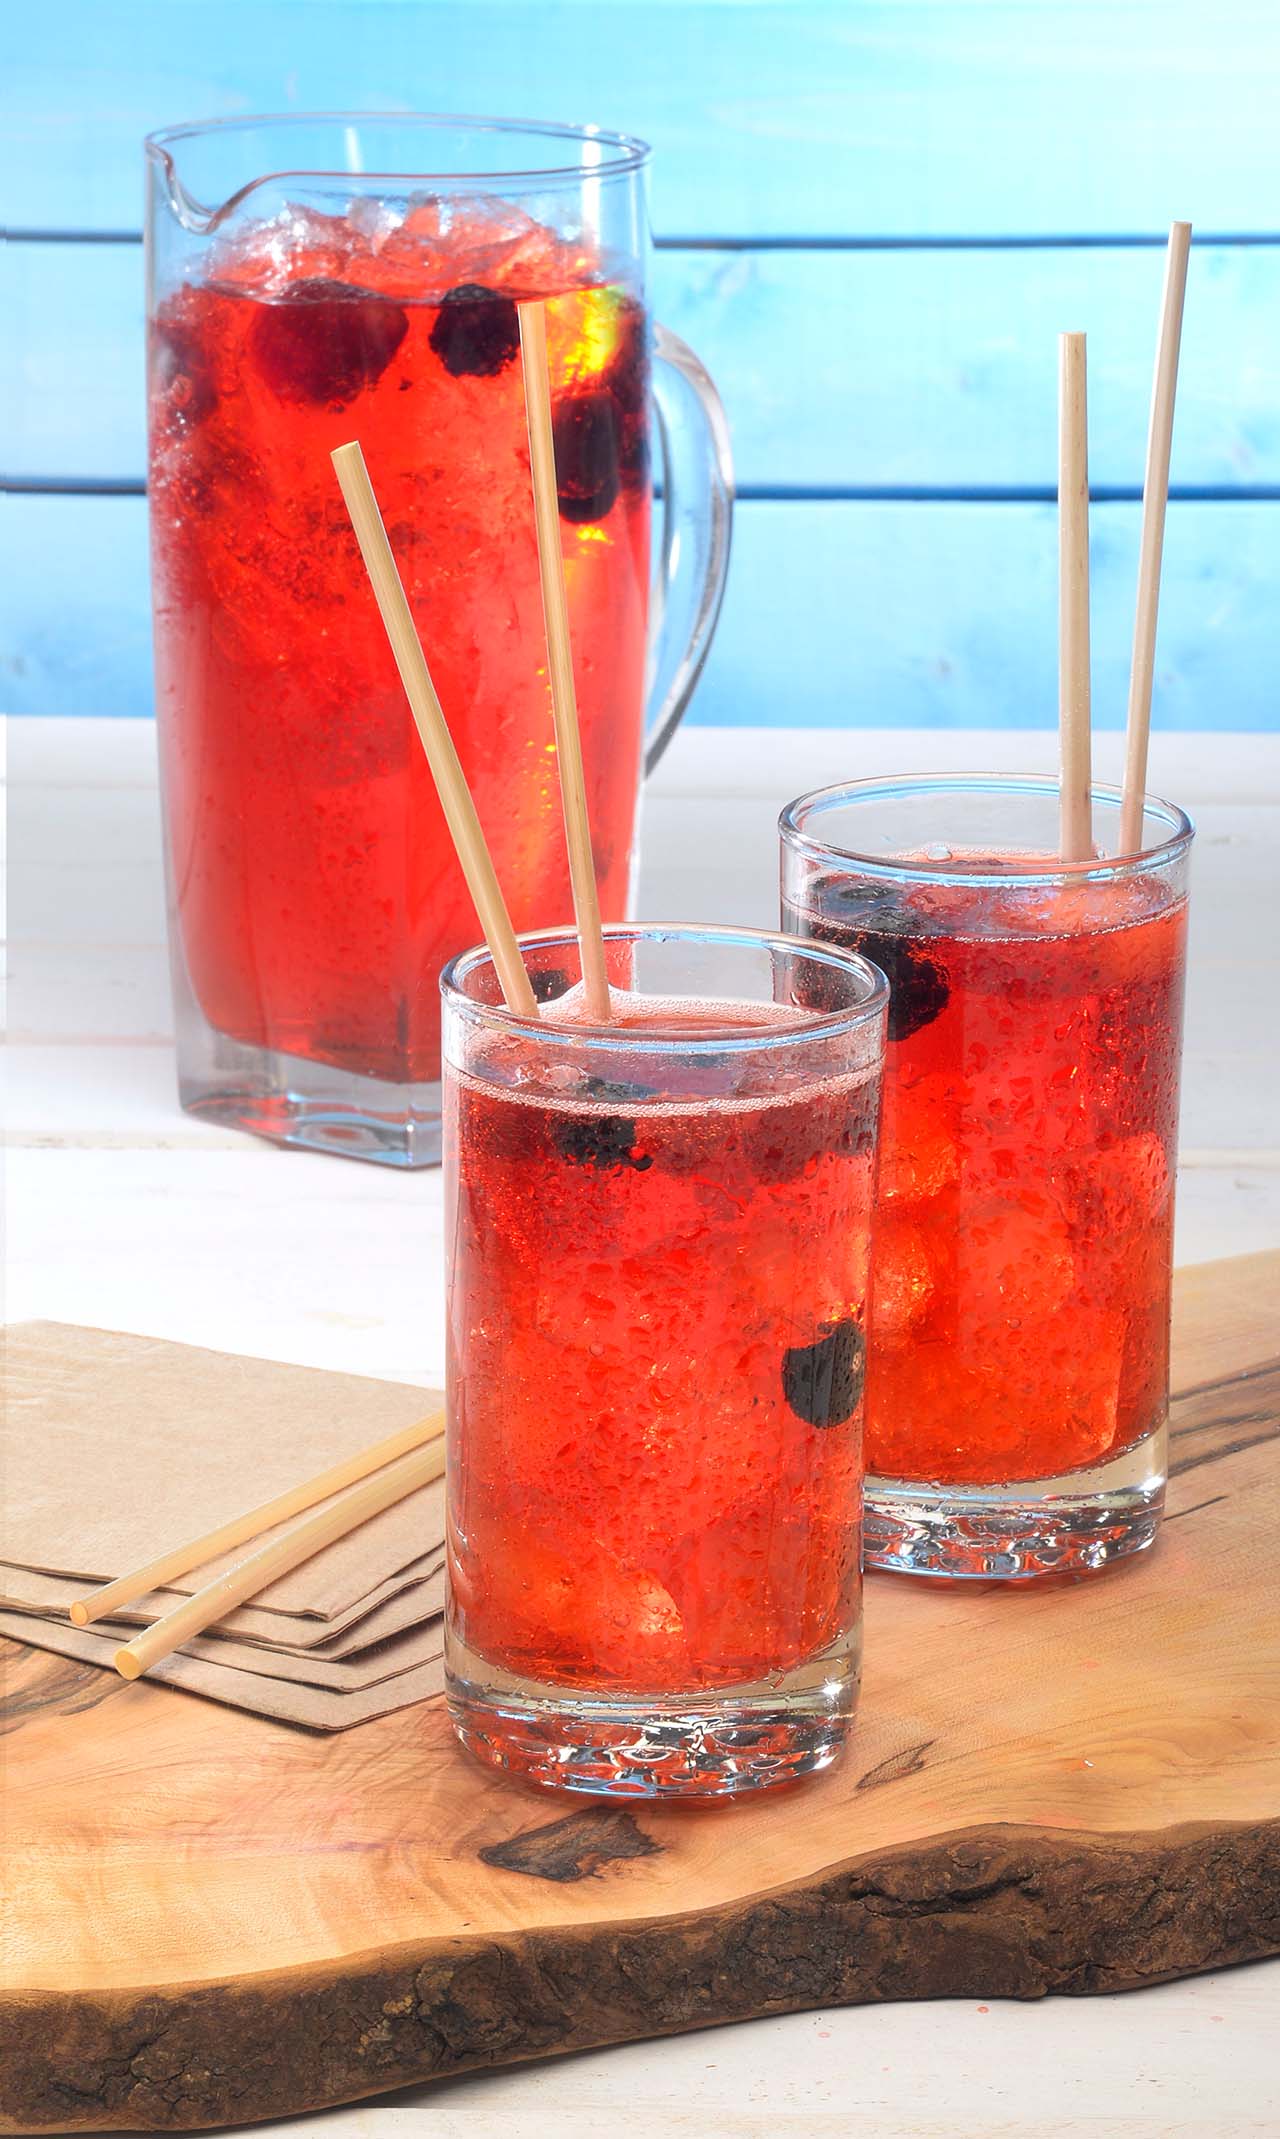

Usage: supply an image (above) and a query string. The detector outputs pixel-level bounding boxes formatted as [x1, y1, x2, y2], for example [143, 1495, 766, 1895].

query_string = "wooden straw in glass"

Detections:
[1119, 221, 1192, 855]
[331, 440, 538, 1017]
[1058, 331, 1093, 862]
[112, 1433, 447, 1681]
[517, 300, 612, 1021]
[70, 1409, 444, 1628]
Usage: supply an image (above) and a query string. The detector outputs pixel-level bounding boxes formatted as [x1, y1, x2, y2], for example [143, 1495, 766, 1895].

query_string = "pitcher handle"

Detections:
[644, 324, 735, 775]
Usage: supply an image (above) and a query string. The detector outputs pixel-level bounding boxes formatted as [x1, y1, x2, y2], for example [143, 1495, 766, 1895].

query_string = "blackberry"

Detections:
[870, 937, 951, 1044]
[553, 387, 623, 523]
[801, 914, 949, 1046]
[553, 1111, 653, 1172]
[248, 280, 409, 408]
[529, 965, 572, 1004]
[806, 877, 951, 1043]
[782, 1319, 865, 1428]
[551, 306, 650, 525]
[428, 283, 520, 379]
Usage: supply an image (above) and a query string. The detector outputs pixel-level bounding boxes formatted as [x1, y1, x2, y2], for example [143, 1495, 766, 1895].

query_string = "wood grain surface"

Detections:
[1, 1251, 1277, 2135]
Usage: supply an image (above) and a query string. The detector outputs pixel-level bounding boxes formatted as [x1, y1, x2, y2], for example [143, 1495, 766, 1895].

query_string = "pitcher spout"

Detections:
[146, 129, 225, 236]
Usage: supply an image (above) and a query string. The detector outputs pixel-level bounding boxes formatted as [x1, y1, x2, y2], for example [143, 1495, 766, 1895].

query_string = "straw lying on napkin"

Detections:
[0, 1548, 444, 1648]
[0, 1612, 445, 1729]
[1, 1323, 448, 1729]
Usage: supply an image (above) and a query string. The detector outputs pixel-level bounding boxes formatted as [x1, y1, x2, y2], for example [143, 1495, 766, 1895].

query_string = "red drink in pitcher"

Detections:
[782, 777, 1193, 1579]
[149, 203, 649, 1088]
[441, 926, 886, 1796]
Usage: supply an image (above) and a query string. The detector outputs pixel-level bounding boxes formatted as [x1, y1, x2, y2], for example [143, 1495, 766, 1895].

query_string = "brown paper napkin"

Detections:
[0, 1611, 445, 1729]
[282, 1556, 445, 1656]
[2, 1323, 446, 1619]
[1, 1323, 455, 1728]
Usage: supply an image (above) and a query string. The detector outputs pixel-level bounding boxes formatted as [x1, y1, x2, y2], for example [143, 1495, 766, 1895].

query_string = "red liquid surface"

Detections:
[445, 1001, 878, 1692]
[149, 203, 650, 1082]
[787, 868, 1188, 1485]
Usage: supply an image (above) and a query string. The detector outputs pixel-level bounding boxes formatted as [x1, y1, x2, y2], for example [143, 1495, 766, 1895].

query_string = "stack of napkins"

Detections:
[1, 1324, 448, 1729]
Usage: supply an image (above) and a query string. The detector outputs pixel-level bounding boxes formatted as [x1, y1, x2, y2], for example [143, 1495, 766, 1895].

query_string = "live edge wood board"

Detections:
[2, 1251, 1278, 2135]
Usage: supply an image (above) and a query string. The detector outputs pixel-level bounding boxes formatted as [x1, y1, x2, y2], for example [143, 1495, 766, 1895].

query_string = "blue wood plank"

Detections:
[4, 2, 1278, 239]
[662, 243, 1280, 495]
[8, 238, 1279, 490]
[5, 494, 1276, 729]
[707, 499, 1280, 732]
[5, 244, 146, 481]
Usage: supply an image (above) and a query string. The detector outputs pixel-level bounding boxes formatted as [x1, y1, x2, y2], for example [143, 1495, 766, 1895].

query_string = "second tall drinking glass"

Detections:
[782, 776, 1193, 1579]
[442, 924, 886, 1796]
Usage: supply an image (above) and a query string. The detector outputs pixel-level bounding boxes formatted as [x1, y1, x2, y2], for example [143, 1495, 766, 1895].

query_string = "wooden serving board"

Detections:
[3, 1251, 1278, 2135]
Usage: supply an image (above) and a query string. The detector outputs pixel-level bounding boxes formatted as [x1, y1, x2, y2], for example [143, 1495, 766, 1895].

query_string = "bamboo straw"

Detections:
[517, 300, 612, 1021]
[70, 1409, 445, 1628]
[1058, 331, 1093, 863]
[331, 441, 538, 1017]
[112, 1437, 448, 1681]
[1119, 221, 1192, 855]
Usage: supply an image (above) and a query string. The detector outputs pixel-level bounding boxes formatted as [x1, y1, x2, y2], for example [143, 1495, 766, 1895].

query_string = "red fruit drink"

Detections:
[148, 202, 649, 1086]
[782, 778, 1193, 1579]
[441, 926, 886, 1796]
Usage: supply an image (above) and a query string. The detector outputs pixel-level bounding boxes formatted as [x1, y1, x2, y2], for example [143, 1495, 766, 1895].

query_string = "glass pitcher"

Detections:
[145, 115, 733, 1166]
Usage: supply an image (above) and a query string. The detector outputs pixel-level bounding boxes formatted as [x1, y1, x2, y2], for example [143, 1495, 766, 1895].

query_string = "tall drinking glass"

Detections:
[781, 776, 1193, 1579]
[442, 924, 886, 1796]
[145, 116, 732, 1166]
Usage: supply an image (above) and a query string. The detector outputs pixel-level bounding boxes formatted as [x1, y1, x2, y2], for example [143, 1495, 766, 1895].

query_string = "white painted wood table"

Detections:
[5, 716, 1279, 2137]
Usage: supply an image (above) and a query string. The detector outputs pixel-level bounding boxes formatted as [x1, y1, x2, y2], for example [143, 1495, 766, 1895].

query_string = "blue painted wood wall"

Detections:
[4, 0, 1279, 728]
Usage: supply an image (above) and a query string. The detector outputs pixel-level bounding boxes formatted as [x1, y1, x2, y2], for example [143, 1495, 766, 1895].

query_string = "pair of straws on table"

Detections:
[1058, 221, 1192, 862]
[80, 301, 616, 1681]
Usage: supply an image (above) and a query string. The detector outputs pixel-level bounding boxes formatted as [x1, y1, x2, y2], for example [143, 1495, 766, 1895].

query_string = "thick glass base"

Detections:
[165, 928, 444, 1166]
[446, 1630, 860, 1799]
[864, 1421, 1166, 1579]
[172, 1013, 441, 1171]
[182, 1056, 442, 1168]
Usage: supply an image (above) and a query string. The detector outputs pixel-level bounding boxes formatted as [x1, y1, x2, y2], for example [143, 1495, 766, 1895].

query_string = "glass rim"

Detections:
[441, 921, 889, 1055]
[779, 773, 1195, 889]
[144, 111, 653, 189]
